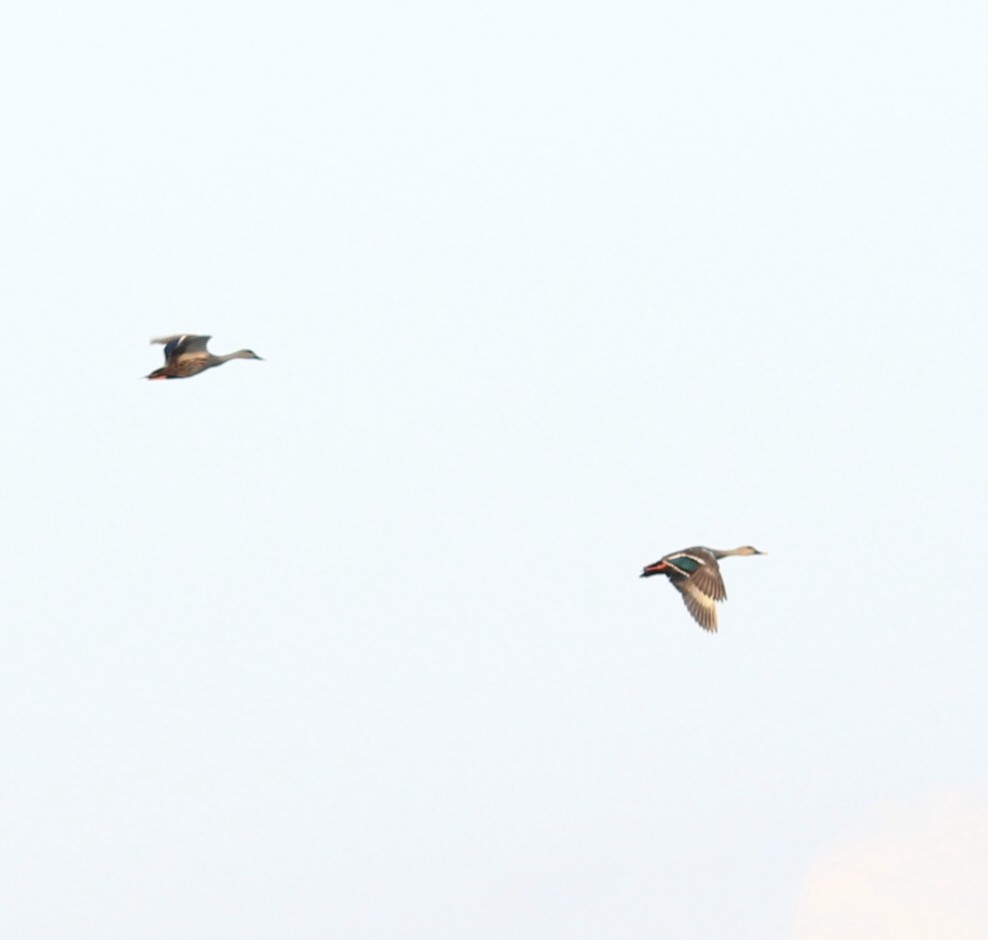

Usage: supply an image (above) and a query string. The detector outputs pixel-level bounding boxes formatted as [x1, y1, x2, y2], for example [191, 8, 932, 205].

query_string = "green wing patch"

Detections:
[669, 555, 701, 573]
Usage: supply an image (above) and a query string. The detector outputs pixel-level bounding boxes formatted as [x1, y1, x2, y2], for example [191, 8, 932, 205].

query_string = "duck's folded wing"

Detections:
[151, 334, 211, 358]
[674, 579, 719, 632]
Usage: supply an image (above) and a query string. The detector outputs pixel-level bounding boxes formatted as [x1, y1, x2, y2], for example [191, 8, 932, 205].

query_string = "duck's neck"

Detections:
[713, 546, 751, 558]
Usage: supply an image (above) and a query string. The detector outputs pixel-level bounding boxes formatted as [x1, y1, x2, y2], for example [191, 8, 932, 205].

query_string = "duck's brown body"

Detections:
[640, 545, 763, 632]
[146, 334, 263, 380]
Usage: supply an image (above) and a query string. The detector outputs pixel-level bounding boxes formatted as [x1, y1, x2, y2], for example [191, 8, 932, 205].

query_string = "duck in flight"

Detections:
[640, 545, 764, 632]
[146, 334, 264, 380]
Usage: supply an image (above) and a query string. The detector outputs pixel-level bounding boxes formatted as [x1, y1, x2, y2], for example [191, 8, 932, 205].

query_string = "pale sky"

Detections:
[1, 1, 987, 937]
[792, 787, 988, 939]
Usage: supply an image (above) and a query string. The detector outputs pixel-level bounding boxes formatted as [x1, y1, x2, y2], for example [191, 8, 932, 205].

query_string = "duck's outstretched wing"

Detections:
[689, 561, 727, 602]
[673, 579, 719, 632]
[666, 549, 727, 601]
[151, 334, 212, 360]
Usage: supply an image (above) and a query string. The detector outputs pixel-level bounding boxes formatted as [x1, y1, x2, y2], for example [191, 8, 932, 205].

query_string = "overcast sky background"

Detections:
[1, 1, 986, 937]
